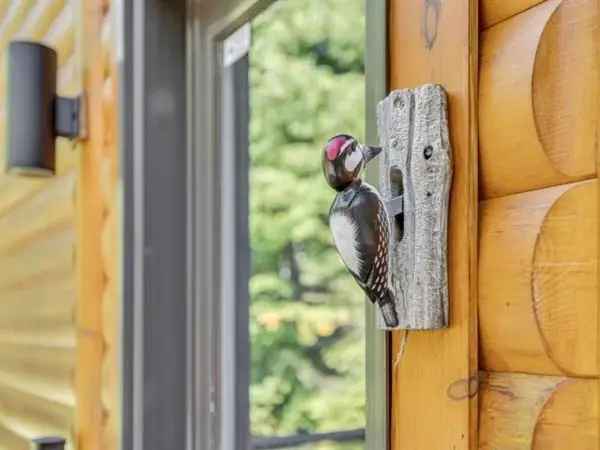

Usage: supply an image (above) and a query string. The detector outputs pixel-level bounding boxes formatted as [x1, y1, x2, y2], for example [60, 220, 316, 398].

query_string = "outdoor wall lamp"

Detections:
[31, 436, 66, 450]
[5, 41, 84, 177]
[323, 84, 452, 331]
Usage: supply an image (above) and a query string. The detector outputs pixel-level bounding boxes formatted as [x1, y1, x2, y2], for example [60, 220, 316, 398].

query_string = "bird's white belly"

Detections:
[330, 212, 362, 275]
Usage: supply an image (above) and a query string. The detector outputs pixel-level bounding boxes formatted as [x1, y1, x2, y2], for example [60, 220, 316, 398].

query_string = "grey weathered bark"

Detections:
[377, 84, 452, 329]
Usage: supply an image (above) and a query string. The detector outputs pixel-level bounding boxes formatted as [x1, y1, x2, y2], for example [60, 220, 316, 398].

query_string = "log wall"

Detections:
[479, 0, 599, 199]
[478, 0, 600, 447]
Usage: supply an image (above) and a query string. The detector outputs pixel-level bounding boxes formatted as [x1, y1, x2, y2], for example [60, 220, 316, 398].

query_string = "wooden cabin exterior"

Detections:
[388, 0, 600, 448]
[0, 1, 119, 449]
[0, 0, 597, 449]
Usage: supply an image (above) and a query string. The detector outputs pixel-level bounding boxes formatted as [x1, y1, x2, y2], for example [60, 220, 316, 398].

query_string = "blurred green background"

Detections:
[249, 0, 366, 448]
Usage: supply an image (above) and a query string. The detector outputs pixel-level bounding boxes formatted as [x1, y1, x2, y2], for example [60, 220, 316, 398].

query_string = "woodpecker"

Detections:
[323, 134, 399, 328]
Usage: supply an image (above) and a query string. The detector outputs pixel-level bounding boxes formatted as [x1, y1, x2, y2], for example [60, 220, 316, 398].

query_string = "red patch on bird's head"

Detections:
[325, 136, 347, 161]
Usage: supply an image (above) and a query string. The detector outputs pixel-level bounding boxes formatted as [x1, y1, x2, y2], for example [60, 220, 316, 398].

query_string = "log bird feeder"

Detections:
[5, 41, 85, 176]
[323, 84, 452, 331]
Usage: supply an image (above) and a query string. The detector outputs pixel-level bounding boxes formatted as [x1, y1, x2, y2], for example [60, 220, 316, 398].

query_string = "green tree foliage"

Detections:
[249, 1, 366, 448]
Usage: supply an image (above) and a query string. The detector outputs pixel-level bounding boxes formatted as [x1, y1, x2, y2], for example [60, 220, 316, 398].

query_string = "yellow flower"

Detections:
[317, 321, 335, 337]
[259, 312, 281, 331]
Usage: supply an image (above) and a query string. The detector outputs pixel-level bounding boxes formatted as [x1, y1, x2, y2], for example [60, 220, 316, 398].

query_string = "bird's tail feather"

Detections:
[378, 289, 399, 328]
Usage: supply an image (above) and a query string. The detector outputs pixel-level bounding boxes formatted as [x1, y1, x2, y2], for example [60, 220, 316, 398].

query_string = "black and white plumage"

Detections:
[323, 134, 399, 328]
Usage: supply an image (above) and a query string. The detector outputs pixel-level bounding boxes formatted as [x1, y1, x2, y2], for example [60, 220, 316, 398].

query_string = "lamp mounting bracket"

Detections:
[55, 95, 85, 140]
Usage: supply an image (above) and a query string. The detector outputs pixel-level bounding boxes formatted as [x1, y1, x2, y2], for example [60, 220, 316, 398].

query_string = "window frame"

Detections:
[364, 1, 390, 449]
[121, 0, 390, 449]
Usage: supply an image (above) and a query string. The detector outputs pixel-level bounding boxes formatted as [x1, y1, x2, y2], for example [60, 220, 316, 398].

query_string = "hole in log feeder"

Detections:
[394, 96, 405, 109]
[389, 165, 404, 241]
[423, 145, 433, 159]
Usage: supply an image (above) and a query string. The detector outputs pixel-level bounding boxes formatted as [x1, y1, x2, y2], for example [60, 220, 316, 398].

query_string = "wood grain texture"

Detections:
[74, 1, 115, 449]
[480, 0, 545, 28]
[0, 175, 74, 254]
[18, 0, 66, 40]
[0, 0, 76, 102]
[0, 342, 76, 406]
[0, 382, 73, 437]
[479, 372, 598, 449]
[533, 0, 599, 183]
[0, 424, 28, 450]
[388, 0, 478, 448]
[0, 179, 76, 446]
[479, 371, 564, 449]
[479, 180, 598, 376]
[0, 279, 75, 340]
[0, 228, 73, 295]
[0, 1, 37, 47]
[479, 0, 599, 199]
[98, 4, 120, 450]
[0, 1, 12, 24]
[532, 378, 599, 449]
[377, 85, 452, 329]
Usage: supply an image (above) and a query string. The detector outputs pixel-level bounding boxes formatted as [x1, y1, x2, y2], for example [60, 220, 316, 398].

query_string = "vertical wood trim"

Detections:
[99, 2, 122, 450]
[76, 1, 106, 449]
[365, 0, 389, 448]
[387, 0, 478, 448]
[597, 0, 600, 445]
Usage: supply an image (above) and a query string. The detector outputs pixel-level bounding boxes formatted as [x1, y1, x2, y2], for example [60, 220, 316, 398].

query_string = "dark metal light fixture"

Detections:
[31, 436, 66, 450]
[6, 41, 84, 177]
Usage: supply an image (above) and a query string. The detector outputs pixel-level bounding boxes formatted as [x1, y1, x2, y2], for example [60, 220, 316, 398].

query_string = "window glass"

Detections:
[249, 1, 366, 448]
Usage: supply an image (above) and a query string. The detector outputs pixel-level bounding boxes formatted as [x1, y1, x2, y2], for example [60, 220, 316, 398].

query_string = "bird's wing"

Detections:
[330, 185, 388, 285]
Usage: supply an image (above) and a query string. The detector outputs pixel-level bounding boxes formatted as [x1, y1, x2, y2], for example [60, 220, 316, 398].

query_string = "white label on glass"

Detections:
[223, 22, 251, 68]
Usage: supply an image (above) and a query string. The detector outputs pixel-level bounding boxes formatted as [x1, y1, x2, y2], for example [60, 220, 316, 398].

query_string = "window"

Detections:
[246, 1, 367, 448]
[123, 0, 387, 449]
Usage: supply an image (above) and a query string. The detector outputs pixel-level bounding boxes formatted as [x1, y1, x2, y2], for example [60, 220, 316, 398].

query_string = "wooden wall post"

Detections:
[76, 1, 120, 449]
[387, 1, 478, 449]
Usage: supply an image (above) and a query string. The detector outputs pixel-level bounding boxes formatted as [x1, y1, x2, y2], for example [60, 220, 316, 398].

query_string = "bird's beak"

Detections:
[361, 145, 383, 164]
